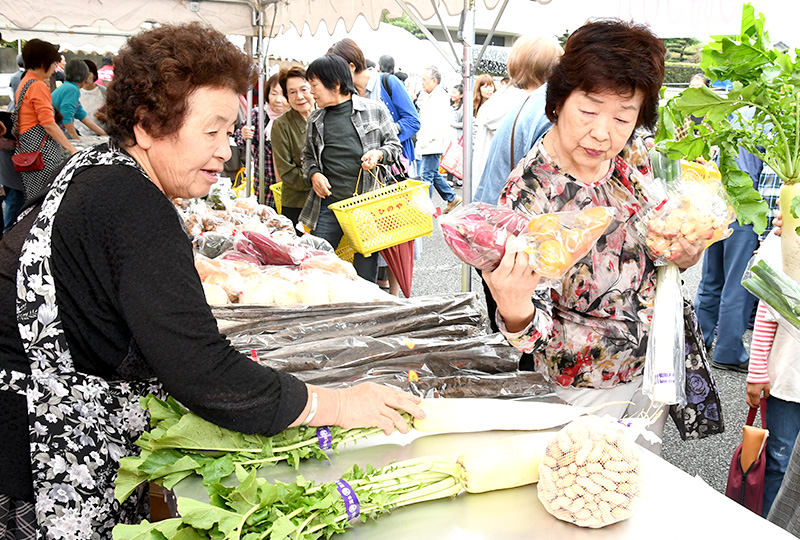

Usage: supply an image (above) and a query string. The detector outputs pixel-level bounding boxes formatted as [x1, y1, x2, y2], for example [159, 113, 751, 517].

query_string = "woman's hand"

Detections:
[483, 236, 542, 333]
[774, 210, 783, 237]
[334, 383, 425, 435]
[667, 236, 705, 269]
[361, 150, 383, 170]
[241, 126, 255, 140]
[746, 382, 770, 408]
[311, 172, 331, 198]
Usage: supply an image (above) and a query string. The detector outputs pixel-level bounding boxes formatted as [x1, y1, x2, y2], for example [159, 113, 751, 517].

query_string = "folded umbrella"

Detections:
[381, 240, 415, 298]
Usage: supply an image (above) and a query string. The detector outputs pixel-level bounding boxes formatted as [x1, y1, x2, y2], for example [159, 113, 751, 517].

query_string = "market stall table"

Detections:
[170, 426, 793, 539]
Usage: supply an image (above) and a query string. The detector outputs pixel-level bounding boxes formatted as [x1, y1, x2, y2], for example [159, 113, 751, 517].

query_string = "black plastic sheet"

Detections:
[213, 293, 556, 400]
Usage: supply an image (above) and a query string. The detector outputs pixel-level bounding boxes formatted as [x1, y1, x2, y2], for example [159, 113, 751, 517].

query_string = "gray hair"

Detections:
[65, 59, 90, 84]
[425, 66, 441, 84]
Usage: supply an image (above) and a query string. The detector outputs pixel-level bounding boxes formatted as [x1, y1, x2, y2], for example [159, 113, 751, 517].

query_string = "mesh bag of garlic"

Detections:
[537, 416, 643, 528]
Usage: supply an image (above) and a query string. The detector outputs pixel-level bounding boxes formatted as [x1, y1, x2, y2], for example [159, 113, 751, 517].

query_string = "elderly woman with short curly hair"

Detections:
[484, 19, 704, 452]
[0, 23, 422, 538]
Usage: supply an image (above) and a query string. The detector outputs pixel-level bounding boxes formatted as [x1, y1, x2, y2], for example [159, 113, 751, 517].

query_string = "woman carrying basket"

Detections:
[300, 55, 401, 282]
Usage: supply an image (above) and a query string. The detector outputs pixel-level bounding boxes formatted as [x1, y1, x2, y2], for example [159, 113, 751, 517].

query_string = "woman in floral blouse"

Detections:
[484, 19, 704, 451]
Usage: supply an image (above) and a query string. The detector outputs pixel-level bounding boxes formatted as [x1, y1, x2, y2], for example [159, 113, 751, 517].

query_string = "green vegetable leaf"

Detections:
[177, 497, 244, 534]
[792, 194, 800, 219]
[112, 519, 183, 540]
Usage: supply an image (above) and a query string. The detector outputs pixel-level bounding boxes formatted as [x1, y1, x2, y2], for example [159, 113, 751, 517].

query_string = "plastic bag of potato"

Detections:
[635, 171, 735, 265]
[537, 416, 643, 528]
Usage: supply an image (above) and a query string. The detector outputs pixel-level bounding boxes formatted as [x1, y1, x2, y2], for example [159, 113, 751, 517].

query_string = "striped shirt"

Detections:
[747, 301, 777, 384]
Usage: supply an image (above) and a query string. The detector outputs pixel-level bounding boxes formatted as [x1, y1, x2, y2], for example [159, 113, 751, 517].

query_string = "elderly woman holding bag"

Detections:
[483, 19, 706, 451]
[13, 39, 76, 200]
[300, 55, 401, 283]
[0, 24, 423, 538]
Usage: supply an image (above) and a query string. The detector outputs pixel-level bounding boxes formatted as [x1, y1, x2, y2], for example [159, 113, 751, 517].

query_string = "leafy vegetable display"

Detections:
[114, 459, 464, 540]
[115, 395, 407, 503]
[656, 3, 786, 234]
[114, 432, 558, 540]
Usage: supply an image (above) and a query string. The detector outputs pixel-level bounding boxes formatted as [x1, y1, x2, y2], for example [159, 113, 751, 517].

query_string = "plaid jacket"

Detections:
[757, 164, 781, 240]
[300, 95, 401, 230]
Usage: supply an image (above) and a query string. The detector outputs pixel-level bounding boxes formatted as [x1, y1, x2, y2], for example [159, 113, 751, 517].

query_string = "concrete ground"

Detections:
[408, 187, 752, 494]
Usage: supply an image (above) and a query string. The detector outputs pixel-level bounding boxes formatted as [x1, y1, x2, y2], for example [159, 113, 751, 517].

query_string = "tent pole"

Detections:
[428, 0, 460, 62]
[256, 10, 266, 204]
[460, 0, 475, 293]
[394, 0, 460, 74]
[474, 0, 510, 67]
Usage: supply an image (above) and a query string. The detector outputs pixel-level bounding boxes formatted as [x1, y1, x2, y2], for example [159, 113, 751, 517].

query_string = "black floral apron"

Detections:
[13, 79, 66, 201]
[11, 144, 164, 539]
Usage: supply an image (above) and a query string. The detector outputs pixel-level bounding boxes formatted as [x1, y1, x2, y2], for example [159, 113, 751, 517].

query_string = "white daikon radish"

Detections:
[413, 398, 603, 434]
[458, 432, 555, 493]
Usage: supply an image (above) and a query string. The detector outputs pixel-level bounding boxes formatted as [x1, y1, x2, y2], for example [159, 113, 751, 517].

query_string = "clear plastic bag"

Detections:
[635, 170, 735, 265]
[741, 232, 800, 342]
[643, 263, 687, 406]
[538, 416, 644, 528]
[439, 202, 616, 279]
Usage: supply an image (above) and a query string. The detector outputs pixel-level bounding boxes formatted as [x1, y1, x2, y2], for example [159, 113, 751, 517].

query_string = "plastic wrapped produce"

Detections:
[538, 416, 644, 528]
[635, 170, 735, 265]
[440, 203, 615, 279]
[193, 231, 234, 259]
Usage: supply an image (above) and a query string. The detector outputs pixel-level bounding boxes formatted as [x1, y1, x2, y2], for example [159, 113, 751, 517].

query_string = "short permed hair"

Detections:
[21, 39, 60, 72]
[545, 19, 665, 132]
[279, 66, 308, 99]
[327, 38, 367, 73]
[64, 59, 89, 84]
[306, 55, 356, 97]
[105, 23, 255, 146]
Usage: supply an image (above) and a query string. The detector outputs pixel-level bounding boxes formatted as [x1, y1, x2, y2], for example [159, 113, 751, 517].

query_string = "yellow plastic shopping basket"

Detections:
[270, 182, 283, 213]
[329, 170, 433, 257]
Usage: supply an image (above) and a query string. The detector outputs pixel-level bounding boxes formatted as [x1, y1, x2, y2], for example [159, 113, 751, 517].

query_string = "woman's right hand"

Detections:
[333, 383, 425, 435]
[311, 172, 331, 198]
[483, 236, 542, 333]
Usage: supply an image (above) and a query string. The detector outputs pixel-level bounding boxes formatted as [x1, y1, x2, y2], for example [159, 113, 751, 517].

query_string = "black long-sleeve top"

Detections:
[0, 162, 307, 500]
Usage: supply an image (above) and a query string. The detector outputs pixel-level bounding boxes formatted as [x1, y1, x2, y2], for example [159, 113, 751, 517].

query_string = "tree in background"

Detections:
[381, 12, 424, 39]
[664, 37, 702, 63]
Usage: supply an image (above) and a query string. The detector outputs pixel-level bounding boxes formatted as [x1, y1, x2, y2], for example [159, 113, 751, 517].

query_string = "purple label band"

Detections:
[316, 427, 332, 450]
[655, 373, 676, 384]
[335, 479, 360, 520]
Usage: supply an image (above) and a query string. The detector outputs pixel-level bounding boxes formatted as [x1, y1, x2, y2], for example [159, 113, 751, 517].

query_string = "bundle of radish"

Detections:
[537, 416, 644, 528]
[115, 432, 558, 540]
[439, 203, 615, 279]
[637, 171, 735, 264]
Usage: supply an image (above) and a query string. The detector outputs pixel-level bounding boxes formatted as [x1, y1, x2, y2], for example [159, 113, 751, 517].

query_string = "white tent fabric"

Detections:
[267, 17, 457, 78]
[0, 0, 258, 42]
[267, 0, 502, 35]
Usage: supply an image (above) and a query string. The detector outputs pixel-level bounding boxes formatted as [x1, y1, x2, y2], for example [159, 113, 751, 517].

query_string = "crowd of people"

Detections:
[1, 15, 800, 540]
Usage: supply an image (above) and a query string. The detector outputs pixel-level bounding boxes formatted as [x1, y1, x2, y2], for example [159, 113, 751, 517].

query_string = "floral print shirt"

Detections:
[497, 135, 659, 389]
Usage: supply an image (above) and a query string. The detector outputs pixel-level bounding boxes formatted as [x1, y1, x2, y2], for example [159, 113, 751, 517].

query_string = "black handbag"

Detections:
[668, 298, 725, 440]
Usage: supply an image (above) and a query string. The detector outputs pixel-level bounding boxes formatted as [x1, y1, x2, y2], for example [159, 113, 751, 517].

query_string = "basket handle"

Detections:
[353, 166, 384, 197]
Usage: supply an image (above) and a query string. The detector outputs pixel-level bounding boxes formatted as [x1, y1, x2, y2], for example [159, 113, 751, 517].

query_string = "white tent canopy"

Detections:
[0, 0, 259, 47]
[267, 17, 458, 79]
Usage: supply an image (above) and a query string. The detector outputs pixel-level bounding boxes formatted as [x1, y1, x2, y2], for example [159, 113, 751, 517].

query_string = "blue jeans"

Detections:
[763, 396, 800, 517]
[694, 220, 759, 365]
[312, 203, 379, 283]
[419, 154, 455, 203]
[3, 187, 24, 231]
